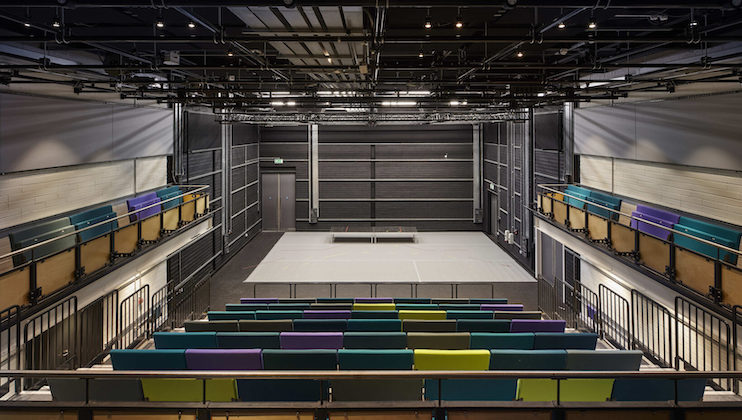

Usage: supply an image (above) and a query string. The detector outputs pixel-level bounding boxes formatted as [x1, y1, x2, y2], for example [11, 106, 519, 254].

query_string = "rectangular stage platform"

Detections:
[331, 226, 417, 243]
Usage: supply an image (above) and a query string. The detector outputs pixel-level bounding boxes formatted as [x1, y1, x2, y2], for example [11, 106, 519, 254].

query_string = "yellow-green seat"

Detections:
[353, 303, 396, 311]
[413, 349, 490, 370]
[141, 378, 236, 402]
[516, 379, 614, 402]
[398, 310, 447, 321]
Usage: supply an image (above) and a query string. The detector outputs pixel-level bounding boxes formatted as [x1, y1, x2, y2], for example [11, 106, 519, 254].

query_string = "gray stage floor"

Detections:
[245, 232, 535, 283]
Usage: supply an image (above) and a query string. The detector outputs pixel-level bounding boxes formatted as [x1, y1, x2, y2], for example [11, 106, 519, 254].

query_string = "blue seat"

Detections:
[255, 310, 303, 320]
[70, 205, 119, 242]
[343, 332, 407, 349]
[564, 186, 592, 208]
[673, 216, 742, 265]
[216, 332, 281, 349]
[533, 333, 598, 350]
[153, 332, 218, 349]
[586, 190, 622, 220]
[110, 349, 186, 370]
[469, 333, 534, 350]
[237, 350, 336, 401]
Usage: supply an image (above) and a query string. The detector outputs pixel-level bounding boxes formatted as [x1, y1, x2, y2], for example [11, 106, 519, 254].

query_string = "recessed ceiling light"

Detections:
[418, 50, 424, 58]
[227, 49, 234, 57]
[516, 51, 524, 58]
[588, 22, 597, 29]
[52, 20, 61, 28]
[455, 16, 463, 29]
[424, 18, 432, 29]
[188, 21, 196, 29]
[23, 22, 31, 27]
[156, 20, 165, 28]
[689, 20, 698, 27]
[557, 22, 566, 29]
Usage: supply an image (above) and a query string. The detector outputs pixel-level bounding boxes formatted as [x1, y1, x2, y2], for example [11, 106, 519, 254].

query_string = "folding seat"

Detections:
[310, 303, 353, 310]
[721, 265, 742, 307]
[9, 217, 71, 265]
[347, 319, 402, 332]
[241, 298, 279, 304]
[564, 186, 591, 231]
[0, 236, 12, 273]
[457, 320, 511, 333]
[406, 333, 470, 350]
[431, 298, 470, 305]
[239, 319, 293, 332]
[181, 192, 207, 222]
[0, 261, 31, 309]
[497, 350, 568, 402]
[480, 304, 523, 312]
[549, 350, 643, 402]
[469, 333, 534, 350]
[343, 332, 407, 349]
[394, 298, 431, 304]
[268, 303, 312, 310]
[182, 349, 263, 401]
[112, 202, 138, 255]
[617, 201, 637, 227]
[153, 332, 218, 349]
[110, 349, 187, 370]
[510, 319, 565, 333]
[353, 303, 396, 311]
[237, 349, 337, 401]
[586, 190, 622, 220]
[351, 310, 399, 319]
[355, 297, 394, 303]
[494, 311, 542, 320]
[293, 319, 348, 332]
[49, 377, 144, 402]
[398, 310, 447, 320]
[184, 320, 239, 332]
[279, 332, 344, 350]
[70, 205, 118, 274]
[548, 192, 568, 226]
[302, 310, 352, 319]
[207, 311, 256, 321]
[447, 310, 493, 320]
[532, 333, 598, 350]
[216, 332, 281, 349]
[226, 303, 269, 311]
[317, 297, 354, 303]
[395, 304, 440, 310]
[439, 304, 480, 311]
[631, 205, 680, 242]
[255, 310, 303, 320]
[126, 192, 162, 242]
[156, 186, 183, 231]
[333, 349, 421, 401]
[415, 349, 513, 401]
[611, 377, 706, 401]
[402, 320, 457, 332]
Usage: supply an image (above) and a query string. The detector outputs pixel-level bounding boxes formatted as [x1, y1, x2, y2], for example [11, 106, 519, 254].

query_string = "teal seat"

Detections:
[395, 304, 439, 310]
[347, 319, 402, 331]
[226, 303, 268, 311]
[440, 304, 481, 311]
[673, 216, 742, 264]
[565, 350, 642, 371]
[334, 350, 421, 401]
[10, 217, 75, 265]
[208, 311, 256, 321]
[255, 310, 303, 320]
[564, 185, 592, 208]
[293, 319, 348, 332]
[470, 299, 508, 304]
[216, 332, 280, 349]
[447, 311, 493, 320]
[586, 190, 621, 220]
[70, 205, 118, 242]
[351, 311, 399, 319]
[110, 349, 186, 370]
[533, 333, 598, 350]
[317, 298, 354, 303]
[153, 332, 218, 349]
[490, 350, 567, 370]
[457, 319, 511, 332]
[237, 350, 336, 402]
[470, 333, 534, 350]
[344, 332, 407, 349]
[156, 187, 183, 210]
[394, 298, 431, 304]
[268, 303, 311, 310]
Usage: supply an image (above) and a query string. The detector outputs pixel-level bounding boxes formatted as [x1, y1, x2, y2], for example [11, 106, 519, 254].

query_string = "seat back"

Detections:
[279, 332, 344, 349]
[395, 304, 439, 310]
[309, 303, 353, 310]
[184, 320, 239, 332]
[153, 332, 218, 349]
[208, 311, 256, 321]
[480, 304, 523, 311]
[75, 212, 118, 242]
[126, 192, 160, 221]
[355, 297, 394, 303]
[338, 349, 413, 370]
[185, 349, 262, 370]
[302, 310, 352, 319]
[334, 349, 420, 401]
[611, 378, 706, 401]
[402, 320, 457, 332]
[347, 319, 402, 331]
[469, 333, 535, 350]
[350, 310, 399, 319]
[457, 319, 511, 333]
[239, 319, 293, 332]
[240, 298, 279, 304]
[293, 319, 348, 332]
[533, 333, 598, 350]
[255, 310, 303, 320]
[490, 350, 567, 370]
[353, 303, 396, 311]
[110, 349, 186, 370]
[510, 319, 565, 333]
[674, 216, 742, 264]
[565, 350, 642, 371]
[216, 332, 281, 349]
[564, 186, 592, 208]
[494, 311, 542, 320]
[343, 332, 407, 349]
[398, 310, 447, 320]
[414, 349, 490, 370]
[407, 332, 470, 350]
[268, 303, 311, 310]
[446, 310, 493, 319]
[394, 298, 431, 304]
[227, 303, 269, 311]
[630, 205, 679, 241]
[586, 190, 622, 220]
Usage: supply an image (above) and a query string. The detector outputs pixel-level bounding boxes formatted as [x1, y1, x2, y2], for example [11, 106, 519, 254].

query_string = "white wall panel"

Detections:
[579, 155, 613, 192]
[135, 156, 168, 193]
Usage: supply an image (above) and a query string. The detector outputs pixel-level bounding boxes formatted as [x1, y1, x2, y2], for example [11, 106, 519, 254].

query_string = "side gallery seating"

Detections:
[0, 185, 209, 310]
[538, 185, 742, 307]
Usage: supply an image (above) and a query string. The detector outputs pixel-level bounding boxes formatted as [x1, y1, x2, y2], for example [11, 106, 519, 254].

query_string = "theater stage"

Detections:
[242, 232, 537, 308]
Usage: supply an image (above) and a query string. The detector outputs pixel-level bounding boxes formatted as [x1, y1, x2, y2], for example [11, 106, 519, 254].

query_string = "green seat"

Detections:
[398, 310, 447, 320]
[208, 311, 256, 321]
[255, 310, 303, 320]
[216, 332, 281, 349]
[141, 378, 237, 402]
[470, 333, 534, 350]
[153, 332, 217, 349]
[334, 349, 421, 401]
[351, 311, 399, 319]
[184, 320, 239, 332]
[518, 378, 616, 402]
[353, 303, 396, 311]
[347, 319, 402, 332]
[239, 319, 293, 332]
[407, 333, 470, 350]
[402, 320, 457, 332]
[457, 319, 511, 332]
[446, 310, 493, 320]
[414, 349, 490, 370]
[344, 332, 407, 349]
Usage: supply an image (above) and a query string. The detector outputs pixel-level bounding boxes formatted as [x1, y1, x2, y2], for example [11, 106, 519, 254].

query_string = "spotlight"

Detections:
[418, 50, 424, 58]
[424, 17, 432, 29]
[188, 21, 196, 29]
[286, 101, 296, 106]
[323, 50, 330, 57]
[227, 49, 234, 57]
[52, 20, 61, 28]
[327, 57, 332, 63]
[588, 21, 597, 29]
[557, 22, 566, 29]
[689, 20, 698, 27]
[156, 20, 165, 28]
[455, 16, 463, 29]
[23, 22, 30, 27]
[516, 51, 524, 58]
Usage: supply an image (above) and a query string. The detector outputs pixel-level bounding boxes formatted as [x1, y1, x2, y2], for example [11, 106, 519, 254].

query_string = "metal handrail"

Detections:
[0, 184, 210, 261]
[2, 369, 742, 380]
[537, 183, 742, 258]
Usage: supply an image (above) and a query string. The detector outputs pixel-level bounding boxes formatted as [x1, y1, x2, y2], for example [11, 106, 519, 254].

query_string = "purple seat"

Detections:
[279, 332, 344, 350]
[480, 304, 524, 312]
[630, 205, 680, 241]
[354, 298, 394, 303]
[240, 298, 280, 304]
[127, 192, 161, 222]
[303, 310, 352, 319]
[184, 349, 262, 370]
[510, 319, 566, 333]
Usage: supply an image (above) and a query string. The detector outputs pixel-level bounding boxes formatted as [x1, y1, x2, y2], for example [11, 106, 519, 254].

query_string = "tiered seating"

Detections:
[61, 296, 706, 404]
[0, 185, 209, 309]
[538, 185, 742, 307]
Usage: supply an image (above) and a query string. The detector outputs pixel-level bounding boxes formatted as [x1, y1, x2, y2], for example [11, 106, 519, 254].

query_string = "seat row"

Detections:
[85, 348, 704, 403]
[240, 297, 509, 304]
[0, 186, 208, 309]
[154, 331, 595, 350]
[210, 308, 533, 322]
[225, 303, 525, 312]
[185, 318, 564, 333]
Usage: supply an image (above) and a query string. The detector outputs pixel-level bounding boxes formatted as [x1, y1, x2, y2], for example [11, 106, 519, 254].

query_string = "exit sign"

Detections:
[274, 158, 284, 164]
